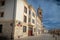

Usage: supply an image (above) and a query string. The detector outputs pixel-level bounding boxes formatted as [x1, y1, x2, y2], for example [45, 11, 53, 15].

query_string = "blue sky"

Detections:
[27, 0, 60, 30]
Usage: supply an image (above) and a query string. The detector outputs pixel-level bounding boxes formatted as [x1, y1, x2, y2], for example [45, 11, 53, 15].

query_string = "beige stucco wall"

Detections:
[14, 0, 37, 39]
[14, 0, 29, 39]
[15, 0, 24, 22]
[14, 21, 29, 39]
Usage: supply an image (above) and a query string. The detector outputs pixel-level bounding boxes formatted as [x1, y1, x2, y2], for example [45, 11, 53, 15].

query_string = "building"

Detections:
[49, 29, 60, 35]
[36, 7, 44, 35]
[0, 0, 43, 39]
[28, 5, 36, 36]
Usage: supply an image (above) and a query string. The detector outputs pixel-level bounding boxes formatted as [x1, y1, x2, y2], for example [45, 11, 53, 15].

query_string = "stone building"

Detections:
[36, 7, 44, 35]
[0, 0, 43, 39]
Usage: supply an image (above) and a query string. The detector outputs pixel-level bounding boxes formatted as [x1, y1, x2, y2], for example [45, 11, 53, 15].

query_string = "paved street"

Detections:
[15, 34, 60, 40]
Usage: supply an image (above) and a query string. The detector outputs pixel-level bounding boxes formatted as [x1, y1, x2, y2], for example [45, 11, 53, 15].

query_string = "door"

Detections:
[28, 27, 33, 36]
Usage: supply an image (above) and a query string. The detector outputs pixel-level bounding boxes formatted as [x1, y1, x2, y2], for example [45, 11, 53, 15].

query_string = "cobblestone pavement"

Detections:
[15, 34, 60, 40]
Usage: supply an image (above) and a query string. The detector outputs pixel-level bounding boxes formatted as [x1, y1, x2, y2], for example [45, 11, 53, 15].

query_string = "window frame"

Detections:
[32, 19, 35, 24]
[0, 12, 4, 17]
[24, 6, 27, 13]
[24, 15, 27, 23]
[28, 18, 31, 22]
[32, 12, 35, 17]
[29, 10, 31, 15]
[23, 26, 26, 32]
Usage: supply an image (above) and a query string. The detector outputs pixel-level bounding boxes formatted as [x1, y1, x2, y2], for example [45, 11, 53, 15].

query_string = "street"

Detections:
[15, 34, 60, 40]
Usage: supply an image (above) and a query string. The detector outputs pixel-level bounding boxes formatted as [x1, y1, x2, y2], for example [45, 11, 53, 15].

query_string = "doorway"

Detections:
[28, 27, 33, 36]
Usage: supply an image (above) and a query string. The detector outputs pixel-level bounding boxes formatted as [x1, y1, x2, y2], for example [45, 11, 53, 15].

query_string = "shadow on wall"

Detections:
[0, 36, 9, 40]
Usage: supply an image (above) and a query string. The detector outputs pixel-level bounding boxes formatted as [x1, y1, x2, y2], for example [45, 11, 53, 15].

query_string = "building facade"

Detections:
[0, 0, 43, 39]
[36, 7, 44, 35]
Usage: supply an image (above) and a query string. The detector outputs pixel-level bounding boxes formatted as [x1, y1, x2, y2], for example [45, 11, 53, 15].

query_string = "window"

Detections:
[23, 26, 26, 32]
[39, 12, 42, 15]
[0, 0, 5, 6]
[0, 12, 4, 17]
[29, 10, 31, 15]
[32, 13, 35, 17]
[24, 15, 27, 23]
[28, 18, 31, 22]
[32, 19, 35, 24]
[24, 6, 27, 13]
[0, 24, 2, 33]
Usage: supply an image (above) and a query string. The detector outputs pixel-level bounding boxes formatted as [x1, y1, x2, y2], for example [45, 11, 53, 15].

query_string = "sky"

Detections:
[27, 0, 60, 30]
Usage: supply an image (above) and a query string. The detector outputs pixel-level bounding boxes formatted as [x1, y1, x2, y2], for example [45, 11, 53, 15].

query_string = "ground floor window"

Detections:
[0, 24, 3, 33]
[23, 26, 27, 32]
